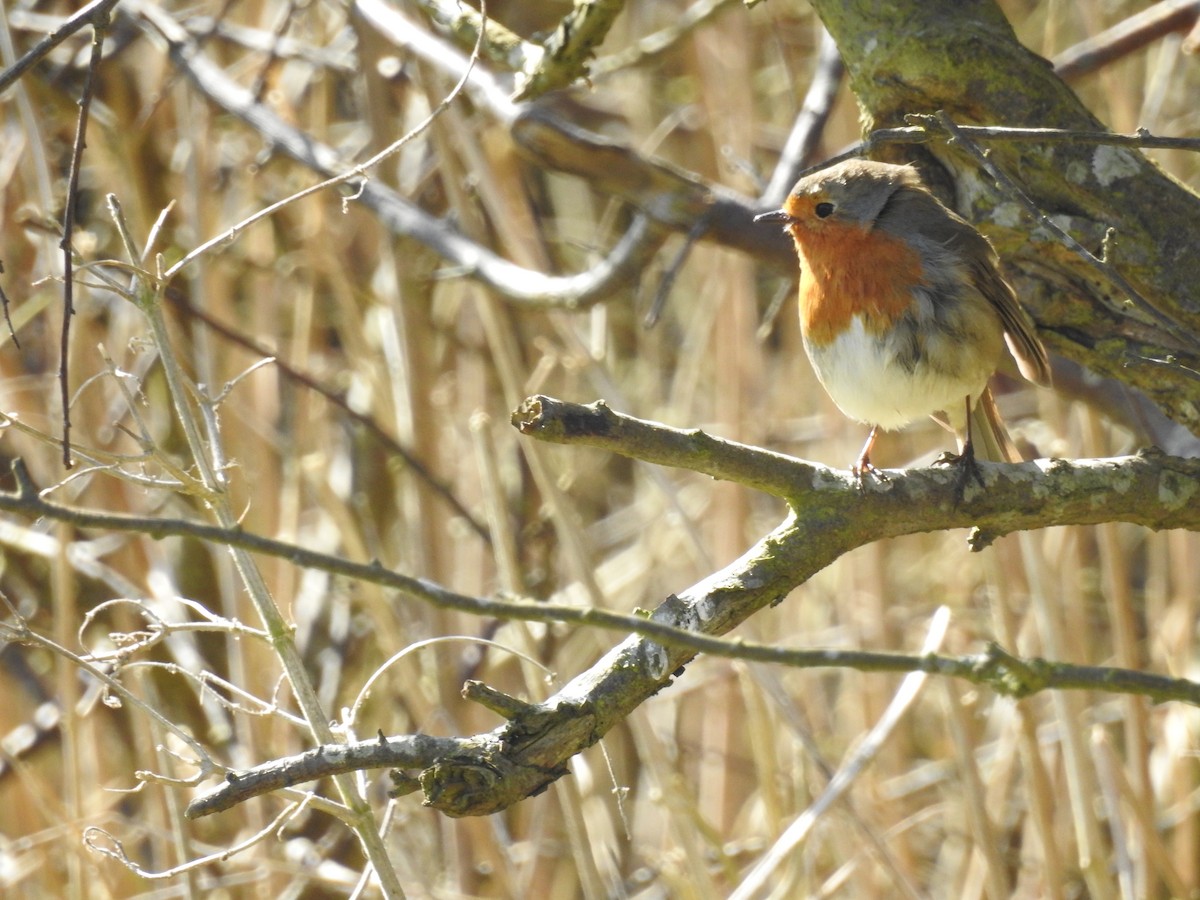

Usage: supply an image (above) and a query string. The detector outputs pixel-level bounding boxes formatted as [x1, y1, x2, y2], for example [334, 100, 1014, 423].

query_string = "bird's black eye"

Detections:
[815, 202, 835, 218]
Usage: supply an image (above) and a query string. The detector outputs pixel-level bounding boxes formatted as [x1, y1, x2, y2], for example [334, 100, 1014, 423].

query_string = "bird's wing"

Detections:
[880, 188, 1051, 387]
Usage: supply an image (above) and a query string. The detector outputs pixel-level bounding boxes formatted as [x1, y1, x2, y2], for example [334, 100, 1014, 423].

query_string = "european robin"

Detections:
[755, 158, 1051, 477]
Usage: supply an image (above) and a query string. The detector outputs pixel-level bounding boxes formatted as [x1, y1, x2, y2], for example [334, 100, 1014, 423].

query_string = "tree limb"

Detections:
[512, 396, 1200, 539]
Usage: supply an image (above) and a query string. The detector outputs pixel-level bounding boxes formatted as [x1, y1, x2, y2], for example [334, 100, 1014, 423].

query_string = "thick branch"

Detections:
[512, 0, 627, 100]
[186, 733, 465, 818]
[508, 106, 792, 262]
[513, 396, 1200, 539]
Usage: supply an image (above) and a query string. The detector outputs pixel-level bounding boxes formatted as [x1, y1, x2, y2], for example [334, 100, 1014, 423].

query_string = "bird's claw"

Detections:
[934, 442, 986, 504]
[851, 455, 889, 488]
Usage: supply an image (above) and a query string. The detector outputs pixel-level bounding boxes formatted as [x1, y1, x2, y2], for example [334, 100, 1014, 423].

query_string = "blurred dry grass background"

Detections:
[0, 0, 1198, 897]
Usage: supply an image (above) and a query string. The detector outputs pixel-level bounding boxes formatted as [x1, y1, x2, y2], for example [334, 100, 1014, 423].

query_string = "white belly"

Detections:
[804, 317, 993, 430]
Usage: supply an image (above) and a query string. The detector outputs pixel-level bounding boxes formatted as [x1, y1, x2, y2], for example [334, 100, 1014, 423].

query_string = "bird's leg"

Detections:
[934, 397, 985, 501]
[851, 425, 887, 484]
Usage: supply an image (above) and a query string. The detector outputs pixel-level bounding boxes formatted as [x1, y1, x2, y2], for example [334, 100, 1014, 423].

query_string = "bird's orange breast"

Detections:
[792, 225, 926, 347]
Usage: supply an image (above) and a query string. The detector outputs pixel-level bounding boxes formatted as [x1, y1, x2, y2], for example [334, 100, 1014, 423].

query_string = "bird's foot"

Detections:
[851, 453, 889, 488]
[933, 441, 985, 503]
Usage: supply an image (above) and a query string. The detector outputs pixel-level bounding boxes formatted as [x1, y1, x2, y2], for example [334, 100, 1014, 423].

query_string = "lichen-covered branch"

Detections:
[513, 0, 627, 100]
[512, 396, 1200, 539]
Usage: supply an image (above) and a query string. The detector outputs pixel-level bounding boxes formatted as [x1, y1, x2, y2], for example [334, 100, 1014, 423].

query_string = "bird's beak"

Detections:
[753, 209, 791, 224]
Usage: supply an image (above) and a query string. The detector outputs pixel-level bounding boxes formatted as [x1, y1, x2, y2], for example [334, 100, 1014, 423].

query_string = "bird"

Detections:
[755, 158, 1051, 480]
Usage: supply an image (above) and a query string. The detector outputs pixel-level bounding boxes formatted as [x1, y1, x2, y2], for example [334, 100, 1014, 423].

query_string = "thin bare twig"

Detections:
[121, 0, 492, 438]
[152, 0, 479, 284]
[0, 594, 214, 781]
[789, 120, 1200, 186]
[58, 6, 111, 469]
[0, 260, 17, 348]
[84, 802, 308, 878]
[0, 0, 121, 96]
[643, 214, 710, 327]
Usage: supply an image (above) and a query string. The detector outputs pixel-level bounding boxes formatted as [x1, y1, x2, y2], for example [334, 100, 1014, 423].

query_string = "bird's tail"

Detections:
[968, 386, 1023, 463]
